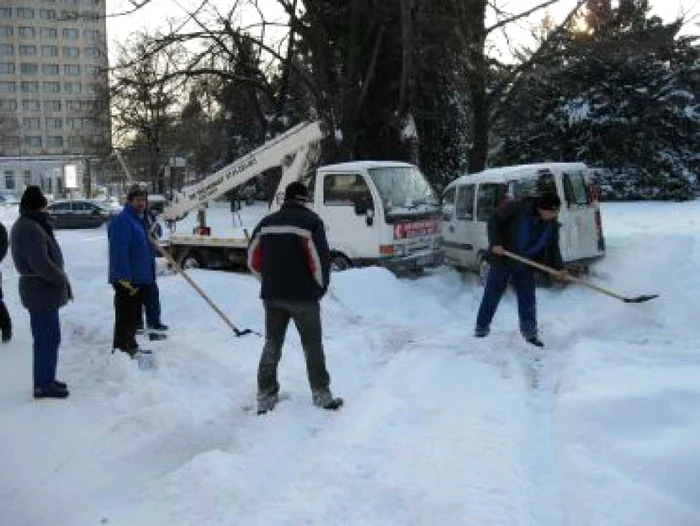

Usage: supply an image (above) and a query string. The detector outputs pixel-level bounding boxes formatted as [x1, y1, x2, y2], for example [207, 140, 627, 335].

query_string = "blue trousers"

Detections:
[141, 282, 161, 327]
[29, 310, 61, 389]
[475, 264, 538, 338]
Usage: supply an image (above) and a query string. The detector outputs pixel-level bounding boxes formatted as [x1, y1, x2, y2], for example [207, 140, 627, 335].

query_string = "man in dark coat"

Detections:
[0, 219, 12, 342]
[10, 186, 72, 398]
[108, 184, 155, 356]
[248, 181, 342, 414]
[474, 191, 567, 347]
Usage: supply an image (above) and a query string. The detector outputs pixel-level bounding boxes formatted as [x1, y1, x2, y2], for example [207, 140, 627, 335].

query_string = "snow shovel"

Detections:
[151, 236, 260, 337]
[501, 249, 658, 304]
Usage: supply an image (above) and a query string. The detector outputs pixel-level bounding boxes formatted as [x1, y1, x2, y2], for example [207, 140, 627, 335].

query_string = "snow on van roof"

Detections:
[318, 160, 416, 172]
[447, 162, 588, 189]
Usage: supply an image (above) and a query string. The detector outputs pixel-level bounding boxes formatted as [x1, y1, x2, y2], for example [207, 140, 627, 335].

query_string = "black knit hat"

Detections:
[126, 183, 147, 201]
[537, 191, 561, 211]
[20, 185, 48, 212]
[284, 181, 309, 202]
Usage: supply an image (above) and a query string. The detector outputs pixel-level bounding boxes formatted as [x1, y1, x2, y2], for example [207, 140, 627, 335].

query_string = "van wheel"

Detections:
[478, 254, 490, 285]
[330, 253, 352, 272]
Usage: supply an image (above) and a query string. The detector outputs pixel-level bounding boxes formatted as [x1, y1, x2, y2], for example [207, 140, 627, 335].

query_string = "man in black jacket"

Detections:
[474, 192, 567, 347]
[248, 181, 342, 414]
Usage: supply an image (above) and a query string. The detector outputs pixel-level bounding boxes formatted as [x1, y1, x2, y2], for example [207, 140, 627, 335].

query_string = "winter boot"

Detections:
[474, 327, 489, 338]
[525, 336, 544, 348]
[148, 323, 169, 332]
[52, 379, 67, 389]
[312, 390, 344, 411]
[34, 383, 69, 399]
[148, 332, 167, 342]
[256, 393, 279, 415]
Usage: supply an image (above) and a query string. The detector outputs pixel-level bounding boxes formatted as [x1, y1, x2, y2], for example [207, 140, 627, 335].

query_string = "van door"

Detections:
[453, 184, 478, 268]
[318, 172, 380, 259]
[441, 186, 459, 265]
[561, 170, 599, 261]
[473, 183, 508, 266]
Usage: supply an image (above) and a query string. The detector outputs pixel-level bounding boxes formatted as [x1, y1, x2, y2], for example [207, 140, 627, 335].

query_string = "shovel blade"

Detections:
[623, 294, 659, 303]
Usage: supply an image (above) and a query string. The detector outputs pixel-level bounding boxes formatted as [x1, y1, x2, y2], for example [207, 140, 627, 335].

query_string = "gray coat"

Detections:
[10, 212, 71, 312]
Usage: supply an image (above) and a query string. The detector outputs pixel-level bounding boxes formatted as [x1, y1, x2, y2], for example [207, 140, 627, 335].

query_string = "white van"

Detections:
[303, 161, 444, 273]
[441, 162, 605, 279]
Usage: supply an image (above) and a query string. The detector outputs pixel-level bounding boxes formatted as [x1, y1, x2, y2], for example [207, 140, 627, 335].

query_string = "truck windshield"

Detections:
[367, 166, 438, 214]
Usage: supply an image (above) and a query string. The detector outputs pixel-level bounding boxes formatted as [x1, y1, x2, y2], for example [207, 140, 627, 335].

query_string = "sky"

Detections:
[1, 198, 700, 525]
[105, 0, 699, 61]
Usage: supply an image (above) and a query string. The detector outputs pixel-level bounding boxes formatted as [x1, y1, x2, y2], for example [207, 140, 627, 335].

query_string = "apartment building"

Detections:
[0, 0, 109, 195]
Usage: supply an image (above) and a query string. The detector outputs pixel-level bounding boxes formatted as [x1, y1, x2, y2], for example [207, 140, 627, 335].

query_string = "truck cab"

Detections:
[307, 161, 443, 273]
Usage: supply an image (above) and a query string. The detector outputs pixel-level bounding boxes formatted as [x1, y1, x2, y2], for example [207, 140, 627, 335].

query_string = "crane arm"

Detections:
[163, 121, 324, 222]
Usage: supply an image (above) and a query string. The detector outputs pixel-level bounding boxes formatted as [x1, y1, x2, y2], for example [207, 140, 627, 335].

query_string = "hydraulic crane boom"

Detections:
[162, 121, 324, 222]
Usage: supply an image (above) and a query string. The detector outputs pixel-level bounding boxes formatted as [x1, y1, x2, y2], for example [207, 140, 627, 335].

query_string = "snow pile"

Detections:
[0, 200, 699, 525]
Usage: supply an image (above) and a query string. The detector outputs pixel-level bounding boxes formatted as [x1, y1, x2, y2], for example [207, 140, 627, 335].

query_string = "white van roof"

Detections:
[446, 162, 588, 190]
[318, 160, 416, 173]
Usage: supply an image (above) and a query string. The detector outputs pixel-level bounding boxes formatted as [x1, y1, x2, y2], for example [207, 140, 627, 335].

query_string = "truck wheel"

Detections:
[478, 253, 490, 285]
[180, 251, 201, 270]
[330, 253, 352, 272]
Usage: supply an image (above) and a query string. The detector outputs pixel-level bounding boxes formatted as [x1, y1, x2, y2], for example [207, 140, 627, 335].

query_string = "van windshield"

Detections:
[367, 166, 438, 215]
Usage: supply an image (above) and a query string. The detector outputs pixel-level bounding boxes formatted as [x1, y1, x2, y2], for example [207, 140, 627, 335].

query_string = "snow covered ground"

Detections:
[1, 200, 699, 526]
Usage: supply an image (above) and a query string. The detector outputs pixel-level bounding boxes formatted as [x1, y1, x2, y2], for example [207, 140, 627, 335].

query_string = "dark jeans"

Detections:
[30, 310, 61, 388]
[258, 299, 331, 400]
[0, 284, 11, 339]
[476, 264, 538, 338]
[139, 282, 162, 327]
[112, 284, 143, 351]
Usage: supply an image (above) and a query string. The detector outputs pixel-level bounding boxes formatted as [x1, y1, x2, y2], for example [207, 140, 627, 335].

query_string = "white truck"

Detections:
[161, 121, 444, 274]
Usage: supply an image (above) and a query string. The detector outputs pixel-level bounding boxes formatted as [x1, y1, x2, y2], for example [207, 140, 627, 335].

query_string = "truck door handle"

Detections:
[448, 225, 455, 233]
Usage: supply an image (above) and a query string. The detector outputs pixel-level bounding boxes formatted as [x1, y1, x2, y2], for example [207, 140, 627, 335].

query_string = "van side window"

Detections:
[323, 173, 371, 205]
[442, 187, 455, 220]
[563, 171, 589, 206]
[455, 185, 475, 220]
[476, 183, 507, 222]
[511, 172, 556, 198]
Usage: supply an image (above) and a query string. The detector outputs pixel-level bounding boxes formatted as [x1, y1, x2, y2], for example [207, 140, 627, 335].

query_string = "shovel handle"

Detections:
[501, 249, 629, 302]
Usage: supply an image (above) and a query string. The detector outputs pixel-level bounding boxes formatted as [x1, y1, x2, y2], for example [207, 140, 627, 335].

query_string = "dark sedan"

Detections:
[47, 200, 114, 229]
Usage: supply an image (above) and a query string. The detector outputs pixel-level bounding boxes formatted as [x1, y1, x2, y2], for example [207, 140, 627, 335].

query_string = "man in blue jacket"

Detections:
[474, 191, 568, 347]
[108, 184, 155, 356]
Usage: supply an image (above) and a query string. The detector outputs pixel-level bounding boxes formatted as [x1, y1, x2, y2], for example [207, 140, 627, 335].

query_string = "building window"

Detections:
[62, 28, 79, 40]
[40, 9, 56, 20]
[23, 170, 32, 187]
[42, 63, 59, 75]
[0, 82, 16, 93]
[23, 117, 41, 130]
[46, 136, 63, 148]
[19, 26, 36, 38]
[4, 171, 15, 190]
[16, 8, 35, 19]
[83, 47, 101, 59]
[0, 8, 12, 19]
[67, 117, 84, 129]
[21, 82, 39, 93]
[81, 11, 99, 23]
[0, 44, 14, 57]
[84, 65, 100, 77]
[22, 99, 41, 111]
[64, 64, 81, 76]
[42, 45, 58, 57]
[62, 46, 79, 59]
[68, 136, 82, 149]
[46, 117, 63, 129]
[40, 27, 57, 39]
[0, 62, 15, 74]
[83, 29, 99, 41]
[19, 45, 37, 57]
[0, 100, 17, 110]
[64, 81, 81, 94]
[44, 100, 61, 111]
[43, 81, 60, 93]
[0, 25, 13, 36]
[20, 63, 39, 75]
[24, 136, 42, 148]
[60, 10, 78, 21]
